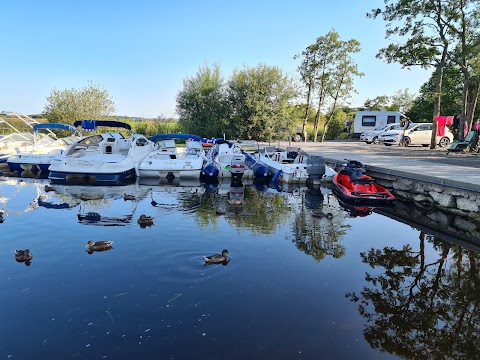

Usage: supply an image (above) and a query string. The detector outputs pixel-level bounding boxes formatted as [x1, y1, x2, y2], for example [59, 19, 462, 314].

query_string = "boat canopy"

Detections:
[33, 123, 77, 133]
[151, 134, 202, 142]
[73, 120, 132, 132]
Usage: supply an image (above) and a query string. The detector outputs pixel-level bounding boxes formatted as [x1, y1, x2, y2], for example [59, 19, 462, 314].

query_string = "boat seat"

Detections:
[352, 178, 375, 185]
[293, 155, 305, 164]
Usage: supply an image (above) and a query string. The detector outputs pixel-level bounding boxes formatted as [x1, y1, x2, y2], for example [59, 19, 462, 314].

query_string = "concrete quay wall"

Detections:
[364, 166, 480, 244]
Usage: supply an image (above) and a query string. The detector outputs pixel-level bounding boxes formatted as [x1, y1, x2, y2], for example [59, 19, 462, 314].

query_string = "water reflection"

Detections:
[1, 174, 480, 359]
[346, 231, 480, 359]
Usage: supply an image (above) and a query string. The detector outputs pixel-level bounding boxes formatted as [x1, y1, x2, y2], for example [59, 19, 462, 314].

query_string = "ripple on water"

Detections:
[139, 248, 233, 287]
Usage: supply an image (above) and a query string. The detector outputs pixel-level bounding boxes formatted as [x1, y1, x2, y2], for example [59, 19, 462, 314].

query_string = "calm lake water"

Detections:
[0, 175, 479, 360]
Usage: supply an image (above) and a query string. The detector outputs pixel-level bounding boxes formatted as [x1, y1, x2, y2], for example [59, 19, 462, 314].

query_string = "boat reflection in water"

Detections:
[2, 173, 480, 359]
[51, 181, 149, 226]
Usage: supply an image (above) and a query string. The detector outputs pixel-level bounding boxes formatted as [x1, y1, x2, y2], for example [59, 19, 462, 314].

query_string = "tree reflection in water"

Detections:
[347, 231, 480, 359]
[290, 188, 350, 261]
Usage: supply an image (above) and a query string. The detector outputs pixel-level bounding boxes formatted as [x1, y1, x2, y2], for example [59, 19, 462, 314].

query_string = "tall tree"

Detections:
[176, 63, 228, 138]
[321, 38, 363, 142]
[409, 64, 464, 122]
[368, 0, 455, 148]
[43, 81, 115, 124]
[294, 44, 318, 141]
[227, 64, 296, 141]
[297, 30, 363, 142]
[445, 0, 480, 138]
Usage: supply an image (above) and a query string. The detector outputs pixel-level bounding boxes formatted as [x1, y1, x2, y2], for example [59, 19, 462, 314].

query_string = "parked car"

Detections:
[292, 125, 308, 142]
[378, 123, 453, 147]
[360, 123, 402, 144]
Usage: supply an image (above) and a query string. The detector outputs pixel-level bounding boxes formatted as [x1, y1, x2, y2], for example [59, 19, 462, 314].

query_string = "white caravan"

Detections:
[353, 111, 406, 138]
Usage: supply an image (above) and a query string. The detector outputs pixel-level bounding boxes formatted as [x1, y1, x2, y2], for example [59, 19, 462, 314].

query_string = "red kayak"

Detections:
[333, 160, 395, 203]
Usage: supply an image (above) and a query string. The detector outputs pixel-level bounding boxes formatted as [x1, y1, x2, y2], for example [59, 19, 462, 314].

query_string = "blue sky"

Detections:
[1, 0, 430, 118]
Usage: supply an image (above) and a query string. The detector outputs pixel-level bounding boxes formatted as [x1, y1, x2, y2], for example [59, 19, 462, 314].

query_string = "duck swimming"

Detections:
[123, 193, 136, 201]
[85, 240, 113, 251]
[204, 249, 230, 265]
[137, 214, 154, 228]
[15, 249, 33, 265]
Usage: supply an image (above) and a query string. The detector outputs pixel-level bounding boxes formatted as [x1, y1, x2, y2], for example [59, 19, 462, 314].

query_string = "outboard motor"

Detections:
[306, 155, 326, 183]
[230, 155, 245, 180]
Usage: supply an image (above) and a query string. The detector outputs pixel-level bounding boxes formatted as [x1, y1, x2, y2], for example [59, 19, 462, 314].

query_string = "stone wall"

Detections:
[367, 168, 480, 245]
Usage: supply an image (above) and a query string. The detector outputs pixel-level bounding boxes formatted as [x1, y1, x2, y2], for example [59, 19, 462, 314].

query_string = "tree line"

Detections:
[41, 1, 480, 145]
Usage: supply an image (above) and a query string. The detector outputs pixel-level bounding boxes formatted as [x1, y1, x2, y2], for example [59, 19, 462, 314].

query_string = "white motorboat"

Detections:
[201, 139, 251, 180]
[256, 146, 336, 184]
[7, 123, 80, 172]
[138, 134, 206, 179]
[0, 111, 59, 163]
[48, 120, 153, 184]
[0, 132, 38, 163]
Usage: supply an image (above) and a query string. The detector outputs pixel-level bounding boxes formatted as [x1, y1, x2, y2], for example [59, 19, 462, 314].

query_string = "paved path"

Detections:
[263, 140, 480, 191]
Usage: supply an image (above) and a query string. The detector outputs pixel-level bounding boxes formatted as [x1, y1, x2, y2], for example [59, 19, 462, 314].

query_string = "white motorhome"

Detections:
[353, 111, 406, 138]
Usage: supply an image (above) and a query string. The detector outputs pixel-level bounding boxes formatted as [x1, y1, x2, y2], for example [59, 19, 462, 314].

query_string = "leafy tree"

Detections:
[363, 96, 390, 111]
[176, 63, 228, 138]
[294, 44, 319, 140]
[390, 89, 416, 113]
[325, 108, 347, 140]
[296, 30, 363, 142]
[227, 63, 297, 140]
[409, 64, 464, 122]
[43, 81, 115, 124]
[368, 0, 456, 148]
[445, 1, 480, 137]
[321, 37, 363, 142]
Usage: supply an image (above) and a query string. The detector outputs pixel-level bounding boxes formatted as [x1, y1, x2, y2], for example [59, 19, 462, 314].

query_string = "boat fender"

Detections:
[272, 169, 282, 182]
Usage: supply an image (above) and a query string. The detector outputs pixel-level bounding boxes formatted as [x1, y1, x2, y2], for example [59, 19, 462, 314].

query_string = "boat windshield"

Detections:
[79, 135, 103, 146]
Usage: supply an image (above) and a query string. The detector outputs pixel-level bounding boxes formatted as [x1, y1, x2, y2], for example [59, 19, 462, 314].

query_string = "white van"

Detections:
[353, 111, 406, 138]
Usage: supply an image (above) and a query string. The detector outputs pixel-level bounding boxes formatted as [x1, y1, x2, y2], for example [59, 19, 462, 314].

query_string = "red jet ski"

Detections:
[333, 160, 395, 204]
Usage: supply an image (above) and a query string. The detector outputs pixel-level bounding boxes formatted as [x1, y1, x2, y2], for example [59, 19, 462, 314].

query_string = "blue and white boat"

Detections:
[48, 120, 153, 184]
[201, 139, 250, 180]
[138, 134, 206, 179]
[7, 123, 80, 172]
[256, 146, 336, 184]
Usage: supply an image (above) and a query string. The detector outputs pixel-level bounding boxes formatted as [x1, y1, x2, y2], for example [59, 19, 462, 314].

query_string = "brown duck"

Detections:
[15, 249, 33, 266]
[204, 249, 230, 264]
[85, 240, 114, 251]
[137, 214, 154, 227]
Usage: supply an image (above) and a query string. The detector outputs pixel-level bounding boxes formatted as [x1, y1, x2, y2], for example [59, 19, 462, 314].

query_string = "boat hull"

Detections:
[138, 158, 203, 179]
[49, 168, 136, 184]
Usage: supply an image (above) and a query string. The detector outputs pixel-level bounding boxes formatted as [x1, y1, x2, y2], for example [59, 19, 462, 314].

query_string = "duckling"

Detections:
[85, 240, 114, 251]
[123, 193, 136, 201]
[15, 249, 33, 265]
[44, 184, 56, 192]
[204, 249, 230, 264]
[137, 214, 154, 228]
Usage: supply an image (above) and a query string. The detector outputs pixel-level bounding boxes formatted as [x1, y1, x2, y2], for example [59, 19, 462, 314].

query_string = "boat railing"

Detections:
[0, 112, 57, 138]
